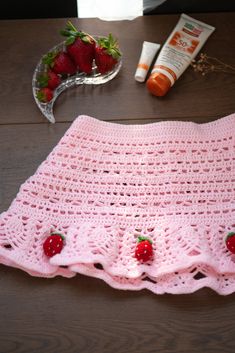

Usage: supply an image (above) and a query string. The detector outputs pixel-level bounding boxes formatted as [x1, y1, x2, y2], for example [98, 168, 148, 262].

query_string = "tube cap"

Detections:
[135, 68, 147, 82]
[146, 72, 172, 97]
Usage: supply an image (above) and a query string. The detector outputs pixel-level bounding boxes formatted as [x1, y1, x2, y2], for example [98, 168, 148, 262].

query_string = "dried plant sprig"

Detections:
[191, 53, 235, 76]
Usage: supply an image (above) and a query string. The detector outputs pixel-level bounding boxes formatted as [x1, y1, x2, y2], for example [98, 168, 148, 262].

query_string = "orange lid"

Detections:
[146, 72, 172, 97]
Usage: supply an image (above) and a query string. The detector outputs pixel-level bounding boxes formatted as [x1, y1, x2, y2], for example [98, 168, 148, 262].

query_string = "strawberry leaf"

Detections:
[61, 20, 96, 46]
[66, 30, 78, 37]
[60, 30, 71, 37]
[81, 36, 90, 44]
[97, 33, 121, 59]
[37, 73, 49, 88]
[36, 87, 53, 103]
[226, 232, 235, 241]
[51, 232, 65, 241]
[137, 236, 153, 244]
[65, 36, 76, 45]
[42, 51, 58, 67]
[36, 90, 43, 101]
[61, 21, 80, 39]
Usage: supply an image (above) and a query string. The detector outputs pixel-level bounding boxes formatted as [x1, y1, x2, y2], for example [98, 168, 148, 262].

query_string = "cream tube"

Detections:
[147, 14, 215, 96]
[135, 41, 161, 82]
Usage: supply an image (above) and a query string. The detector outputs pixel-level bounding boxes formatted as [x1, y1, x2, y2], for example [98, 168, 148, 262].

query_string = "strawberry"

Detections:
[43, 232, 65, 257]
[95, 33, 121, 74]
[42, 51, 77, 75]
[36, 87, 53, 103]
[37, 70, 61, 90]
[225, 232, 235, 254]
[135, 236, 153, 263]
[61, 21, 96, 74]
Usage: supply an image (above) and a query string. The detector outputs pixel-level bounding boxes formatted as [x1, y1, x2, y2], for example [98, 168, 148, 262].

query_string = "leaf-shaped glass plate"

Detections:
[32, 39, 122, 123]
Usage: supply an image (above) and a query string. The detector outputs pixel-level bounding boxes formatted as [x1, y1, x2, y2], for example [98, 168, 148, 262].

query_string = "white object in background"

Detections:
[77, 0, 143, 20]
[135, 41, 161, 82]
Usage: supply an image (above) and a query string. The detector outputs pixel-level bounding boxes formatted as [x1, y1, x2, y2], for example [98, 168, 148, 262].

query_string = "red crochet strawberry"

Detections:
[225, 232, 235, 254]
[95, 33, 121, 74]
[38, 70, 61, 90]
[43, 232, 65, 257]
[42, 51, 77, 75]
[135, 236, 153, 262]
[61, 21, 96, 74]
[36, 87, 53, 103]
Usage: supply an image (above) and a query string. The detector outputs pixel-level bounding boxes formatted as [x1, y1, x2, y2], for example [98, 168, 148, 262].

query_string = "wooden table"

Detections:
[1, 13, 235, 353]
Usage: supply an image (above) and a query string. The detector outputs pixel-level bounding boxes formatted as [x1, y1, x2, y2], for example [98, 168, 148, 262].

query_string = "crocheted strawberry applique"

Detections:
[225, 232, 235, 254]
[135, 236, 153, 262]
[43, 232, 65, 257]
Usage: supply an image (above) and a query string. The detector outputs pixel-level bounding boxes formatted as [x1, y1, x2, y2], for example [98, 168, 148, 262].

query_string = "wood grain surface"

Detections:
[0, 13, 235, 125]
[1, 13, 235, 353]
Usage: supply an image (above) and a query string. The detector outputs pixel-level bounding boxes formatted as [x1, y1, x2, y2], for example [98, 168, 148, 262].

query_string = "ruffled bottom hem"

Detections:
[1, 213, 235, 294]
[1, 251, 235, 294]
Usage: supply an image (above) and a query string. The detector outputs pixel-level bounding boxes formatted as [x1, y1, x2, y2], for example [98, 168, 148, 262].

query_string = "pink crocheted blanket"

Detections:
[1, 114, 235, 295]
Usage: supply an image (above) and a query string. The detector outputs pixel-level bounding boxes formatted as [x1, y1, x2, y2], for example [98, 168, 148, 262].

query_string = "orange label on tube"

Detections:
[153, 65, 177, 82]
[169, 31, 199, 54]
[137, 63, 149, 71]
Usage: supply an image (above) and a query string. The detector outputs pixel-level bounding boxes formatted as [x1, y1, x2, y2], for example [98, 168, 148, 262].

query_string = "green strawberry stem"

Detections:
[137, 236, 153, 244]
[97, 33, 121, 59]
[60, 21, 96, 45]
[226, 232, 235, 241]
[51, 232, 65, 241]
[66, 21, 77, 33]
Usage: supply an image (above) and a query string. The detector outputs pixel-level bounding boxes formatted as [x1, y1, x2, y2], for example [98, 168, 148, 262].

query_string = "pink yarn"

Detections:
[1, 114, 235, 294]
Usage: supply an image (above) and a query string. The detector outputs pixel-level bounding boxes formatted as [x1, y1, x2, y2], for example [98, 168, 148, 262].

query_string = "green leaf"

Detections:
[51, 232, 65, 241]
[108, 33, 113, 42]
[137, 236, 153, 244]
[226, 232, 235, 241]
[60, 29, 71, 37]
[65, 36, 76, 45]
[81, 36, 90, 44]
[42, 52, 57, 67]
[97, 33, 121, 58]
[69, 30, 79, 37]
[36, 90, 43, 101]
[37, 73, 49, 88]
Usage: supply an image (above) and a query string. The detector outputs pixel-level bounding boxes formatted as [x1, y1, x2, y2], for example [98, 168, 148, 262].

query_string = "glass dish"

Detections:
[32, 40, 122, 123]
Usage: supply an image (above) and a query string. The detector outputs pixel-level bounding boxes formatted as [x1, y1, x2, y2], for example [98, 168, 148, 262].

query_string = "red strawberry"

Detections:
[38, 70, 61, 90]
[95, 33, 121, 74]
[36, 87, 53, 103]
[43, 232, 65, 257]
[225, 232, 235, 254]
[61, 21, 96, 74]
[135, 236, 153, 262]
[42, 51, 77, 75]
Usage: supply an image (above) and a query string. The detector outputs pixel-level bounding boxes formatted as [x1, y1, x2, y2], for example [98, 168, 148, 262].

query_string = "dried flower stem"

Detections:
[191, 53, 235, 76]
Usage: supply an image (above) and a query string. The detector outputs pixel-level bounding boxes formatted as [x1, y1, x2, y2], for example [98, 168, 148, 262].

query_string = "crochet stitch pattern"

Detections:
[1, 114, 235, 295]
